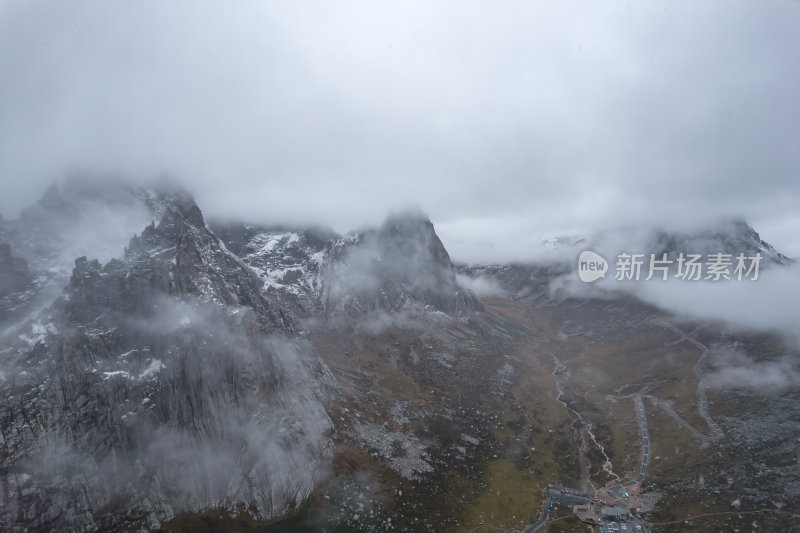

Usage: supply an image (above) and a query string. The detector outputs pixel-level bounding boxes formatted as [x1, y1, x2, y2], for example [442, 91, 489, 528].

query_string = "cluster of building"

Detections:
[572, 502, 646, 532]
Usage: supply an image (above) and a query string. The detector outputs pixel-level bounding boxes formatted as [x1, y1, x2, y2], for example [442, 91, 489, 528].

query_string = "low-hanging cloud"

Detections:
[705, 342, 800, 393]
[554, 259, 800, 347]
[631, 264, 800, 347]
[455, 272, 506, 298]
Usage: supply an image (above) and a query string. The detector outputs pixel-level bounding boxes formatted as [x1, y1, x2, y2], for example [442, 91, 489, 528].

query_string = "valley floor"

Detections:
[160, 296, 800, 533]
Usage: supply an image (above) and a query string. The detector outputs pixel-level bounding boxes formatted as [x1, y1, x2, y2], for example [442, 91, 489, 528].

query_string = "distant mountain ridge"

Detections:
[457, 218, 792, 303]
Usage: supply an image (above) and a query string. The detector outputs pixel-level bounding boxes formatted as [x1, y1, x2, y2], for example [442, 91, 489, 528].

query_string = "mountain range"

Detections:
[0, 178, 797, 532]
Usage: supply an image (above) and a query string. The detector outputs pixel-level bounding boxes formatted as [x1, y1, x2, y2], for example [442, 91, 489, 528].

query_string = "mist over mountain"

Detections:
[0, 182, 336, 531]
[0, 178, 797, 532]
[0, 179, 484, 531]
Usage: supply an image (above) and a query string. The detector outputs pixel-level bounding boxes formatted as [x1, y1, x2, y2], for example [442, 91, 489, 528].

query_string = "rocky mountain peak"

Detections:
[651, 218, 792, 265]
[322, 211, 482, 317]
[0, 186, 333, 532]
[38, 181, 66, 210]
[377, 211, 454, 271]
[210, 210, 483, 320]
[127, 194, 204, 250]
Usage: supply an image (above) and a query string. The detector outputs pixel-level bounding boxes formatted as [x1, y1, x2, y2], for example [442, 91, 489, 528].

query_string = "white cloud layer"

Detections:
[556, 261, 800, 347]
[1, 0, 798, 261]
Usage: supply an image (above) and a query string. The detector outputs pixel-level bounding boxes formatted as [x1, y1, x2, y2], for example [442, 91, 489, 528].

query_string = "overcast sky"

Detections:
[1, 0, 798, 262]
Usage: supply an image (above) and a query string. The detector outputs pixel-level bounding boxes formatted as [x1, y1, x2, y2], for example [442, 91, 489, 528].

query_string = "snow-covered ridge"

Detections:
[242, 230, 328, 296]
[211, 216, 481, 319]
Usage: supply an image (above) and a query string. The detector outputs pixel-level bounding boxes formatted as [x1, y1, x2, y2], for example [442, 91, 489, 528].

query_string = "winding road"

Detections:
[607, 322, 723, 505]
[522, 321, 724, 531]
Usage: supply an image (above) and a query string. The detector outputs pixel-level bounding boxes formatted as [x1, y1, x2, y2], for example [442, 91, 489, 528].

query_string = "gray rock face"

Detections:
[0, 177, 190, 333]
[0, 244, 32, 298]
[213, 211, 483, 321]
[323, 212, 482, 316]
[0, 244, 36, 325]
[0, 193, 334, 532]
[210, 223, 336, 318]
